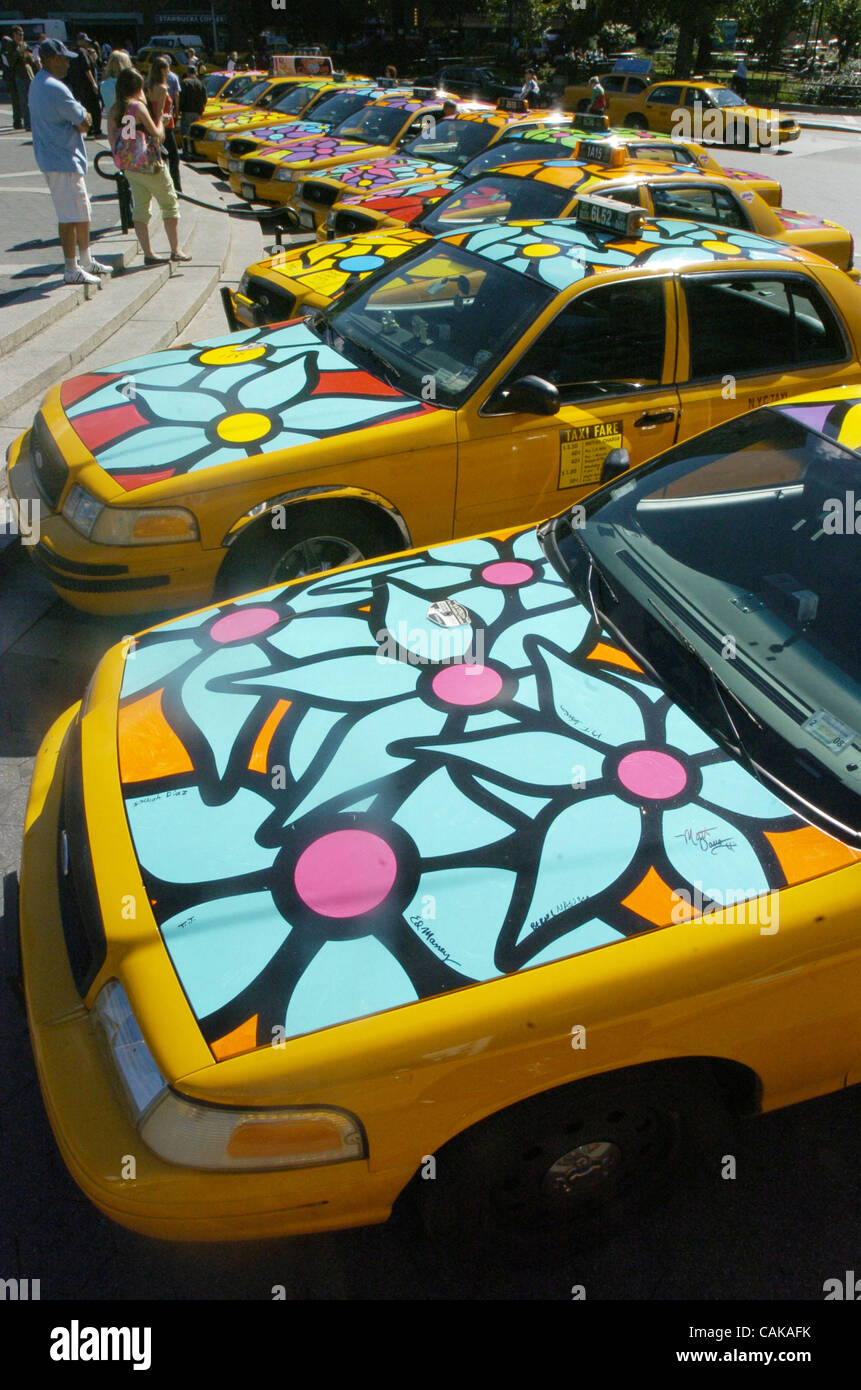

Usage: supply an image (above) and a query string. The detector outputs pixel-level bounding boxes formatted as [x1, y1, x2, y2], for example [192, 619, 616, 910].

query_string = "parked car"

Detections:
[9, 386, 861, 1243]
[435, 64, 519, 103]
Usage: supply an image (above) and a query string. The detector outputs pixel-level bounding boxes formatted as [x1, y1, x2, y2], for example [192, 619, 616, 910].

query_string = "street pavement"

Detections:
[0, 100, 859, 1300]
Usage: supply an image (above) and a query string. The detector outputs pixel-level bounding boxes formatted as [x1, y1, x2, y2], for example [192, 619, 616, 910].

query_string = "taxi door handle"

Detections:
[635, 409, 676, 428]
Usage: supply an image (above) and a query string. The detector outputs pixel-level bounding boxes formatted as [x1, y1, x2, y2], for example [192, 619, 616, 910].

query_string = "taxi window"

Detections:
[683, 276, 848, 379]
[627, 77, 649, 93]
[628, 142, 698, 165]
[685, 88, 714, 107]
[508, 278, 667, 402]
[647, 85, 683, 104]
[604, 76, 626, 93]
[650, 184, 748, 229]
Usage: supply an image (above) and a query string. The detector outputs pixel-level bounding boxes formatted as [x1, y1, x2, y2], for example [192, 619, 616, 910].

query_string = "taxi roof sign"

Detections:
[497, 96, 528, 112]
[411, 86, 440, 100]
[575, 193, 645, 236]
[576, 140, 626, 167]
[571, 112, 610, 133]
[269, 54, 334, 76]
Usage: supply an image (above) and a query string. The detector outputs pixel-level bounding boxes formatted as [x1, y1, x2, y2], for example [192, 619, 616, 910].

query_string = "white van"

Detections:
[144, 34, 205, 53]
[15, 19, 68, 45]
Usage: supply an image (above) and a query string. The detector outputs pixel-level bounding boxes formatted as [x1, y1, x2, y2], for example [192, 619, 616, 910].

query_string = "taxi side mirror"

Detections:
[488, 374, 560, 416]
[601, 447, 631, 481]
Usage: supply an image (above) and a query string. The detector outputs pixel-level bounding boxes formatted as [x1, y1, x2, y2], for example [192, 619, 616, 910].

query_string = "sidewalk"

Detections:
[0, 158, 267, 505]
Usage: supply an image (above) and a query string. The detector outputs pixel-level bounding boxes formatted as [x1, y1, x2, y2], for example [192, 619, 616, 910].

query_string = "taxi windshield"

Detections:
[333, 105, 409, 144]
[217, 74, 258, 99]
[320, 241, 555, 407]
[270, 84, 318, 114]
[402, 117, 498, 166]
[546, 408, 861, 840]
[306, 90, 376, 125]
[236, 80, 271, 106]
[705, 87, 747, 107]
[421, 174, 571, 233]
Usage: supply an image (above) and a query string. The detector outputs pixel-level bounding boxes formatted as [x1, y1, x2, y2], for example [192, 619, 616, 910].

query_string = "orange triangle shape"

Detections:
[118, 688, 194, 783]
[211, 1014, 260, 1061]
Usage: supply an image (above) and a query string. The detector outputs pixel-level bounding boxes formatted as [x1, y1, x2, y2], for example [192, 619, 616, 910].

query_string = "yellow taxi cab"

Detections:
[225, 93, 499, 219]
[9, 383, 861, 1244]
[8, 199, 861, 619]
[187, 77, 321, 162]
[565, 76, 801, 147]
[202, 69, 267, 112]
[394, 158, 858, 279]
[215, 83, 412, 175]
[323, 127, 785, 242]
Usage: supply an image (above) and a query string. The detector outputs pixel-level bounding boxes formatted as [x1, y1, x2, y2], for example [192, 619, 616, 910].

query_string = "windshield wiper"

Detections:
[340, 335, 403, 389]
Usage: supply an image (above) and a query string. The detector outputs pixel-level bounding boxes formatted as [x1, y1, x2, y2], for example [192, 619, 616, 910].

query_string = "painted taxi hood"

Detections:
[55, 320, 437, 494]
[256, 135, 376, 165]
[114, 528, 858, 1062]
[309, 156, 464, 195]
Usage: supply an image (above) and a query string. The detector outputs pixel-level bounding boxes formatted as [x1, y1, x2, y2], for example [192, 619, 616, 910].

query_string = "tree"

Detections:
[735, 0, 804, 68]
[824, 0, 861, 61]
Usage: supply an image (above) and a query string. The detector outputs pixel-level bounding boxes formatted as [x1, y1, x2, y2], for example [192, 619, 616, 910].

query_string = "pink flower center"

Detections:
[210, 607, 280, 642]
[481, 561, 535, 586]
[617, 750, 687, 800]
[432, 663, 504, 706]
[294, 830, 397, 918]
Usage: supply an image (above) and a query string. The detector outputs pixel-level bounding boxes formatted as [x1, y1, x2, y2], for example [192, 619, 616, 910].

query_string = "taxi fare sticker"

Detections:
[559, 421, 622, 488]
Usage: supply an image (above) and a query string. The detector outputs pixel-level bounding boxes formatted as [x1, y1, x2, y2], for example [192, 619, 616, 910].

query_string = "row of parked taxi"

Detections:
[6, 62, 861, 1253]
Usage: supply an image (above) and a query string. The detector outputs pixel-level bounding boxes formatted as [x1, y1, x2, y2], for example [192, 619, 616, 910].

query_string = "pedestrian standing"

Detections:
[520, 68, 540, 106]
[108, 67, 190, 263]
[28, 38, 110, 284]
[67, 32, 102, 136]
[587, 74, 608, 114]
[179, 64, 207, 143]
[147, 56, 182, 194]
[3, 26, 35, 130]
[734, 56, 748, 98]
[226, 51, 237, 73]
[99, 50, 131, 113]
[161, 55, 183, 192]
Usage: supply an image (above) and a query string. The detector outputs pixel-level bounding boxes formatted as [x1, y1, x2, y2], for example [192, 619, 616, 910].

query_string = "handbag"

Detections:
[112, 102, 162, 174]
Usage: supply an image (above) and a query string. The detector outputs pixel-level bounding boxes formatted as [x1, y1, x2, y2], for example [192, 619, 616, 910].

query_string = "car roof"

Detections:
[437, 215, 813, 289]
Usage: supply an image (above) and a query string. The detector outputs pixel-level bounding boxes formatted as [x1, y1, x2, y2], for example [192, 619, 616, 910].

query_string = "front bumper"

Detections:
[19, 704, 396, 1242]
[228, 170, 308, 212]
[6, 429, 218, 617]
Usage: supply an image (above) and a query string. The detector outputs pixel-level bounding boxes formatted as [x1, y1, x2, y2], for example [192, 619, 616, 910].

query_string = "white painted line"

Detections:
[0, 170, 43, 178]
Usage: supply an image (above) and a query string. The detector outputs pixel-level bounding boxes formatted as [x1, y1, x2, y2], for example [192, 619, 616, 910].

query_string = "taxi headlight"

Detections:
[61, 484, 104, 538]
[92, 981, 366, 1171]
[89, 504, 200, 546]
[274, 169, 294, 183]
[237, 271, 251, 296]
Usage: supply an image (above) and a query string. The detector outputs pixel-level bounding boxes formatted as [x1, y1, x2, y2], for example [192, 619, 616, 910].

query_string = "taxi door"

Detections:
[672, 267, 861, 444]
[640, 84, 685, 135]
[454, 274, 681, 535]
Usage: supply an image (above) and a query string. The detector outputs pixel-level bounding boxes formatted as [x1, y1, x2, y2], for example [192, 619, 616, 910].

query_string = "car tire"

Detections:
[626, 113, 649, 129]
[214, 501, 396, 600]
[418, 1068, 733, 1253]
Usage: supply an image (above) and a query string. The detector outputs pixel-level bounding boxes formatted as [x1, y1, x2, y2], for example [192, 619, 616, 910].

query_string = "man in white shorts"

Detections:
[28, 37, 110, 285]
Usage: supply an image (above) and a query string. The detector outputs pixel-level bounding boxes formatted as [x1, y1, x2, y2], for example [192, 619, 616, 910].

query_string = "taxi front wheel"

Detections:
[417, 1069, 733, 1252]
[215, 501, 395, 598]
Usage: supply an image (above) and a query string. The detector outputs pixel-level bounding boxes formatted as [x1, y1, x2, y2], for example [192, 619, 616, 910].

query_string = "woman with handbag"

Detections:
[108, 68, 190, 264]
[148, 54, 182, 194]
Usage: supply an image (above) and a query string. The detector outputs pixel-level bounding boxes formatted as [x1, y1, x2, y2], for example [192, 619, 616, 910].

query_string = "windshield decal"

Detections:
[116, 528, 857, 1058]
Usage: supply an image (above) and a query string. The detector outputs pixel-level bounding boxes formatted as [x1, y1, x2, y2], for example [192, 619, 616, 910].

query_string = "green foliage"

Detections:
[824, 0, 861, 61]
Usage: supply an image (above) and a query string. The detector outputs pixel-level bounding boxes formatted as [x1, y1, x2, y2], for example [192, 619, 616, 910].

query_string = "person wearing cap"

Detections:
[67, 32, 102, 136]
[28, 38, 110, 284]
